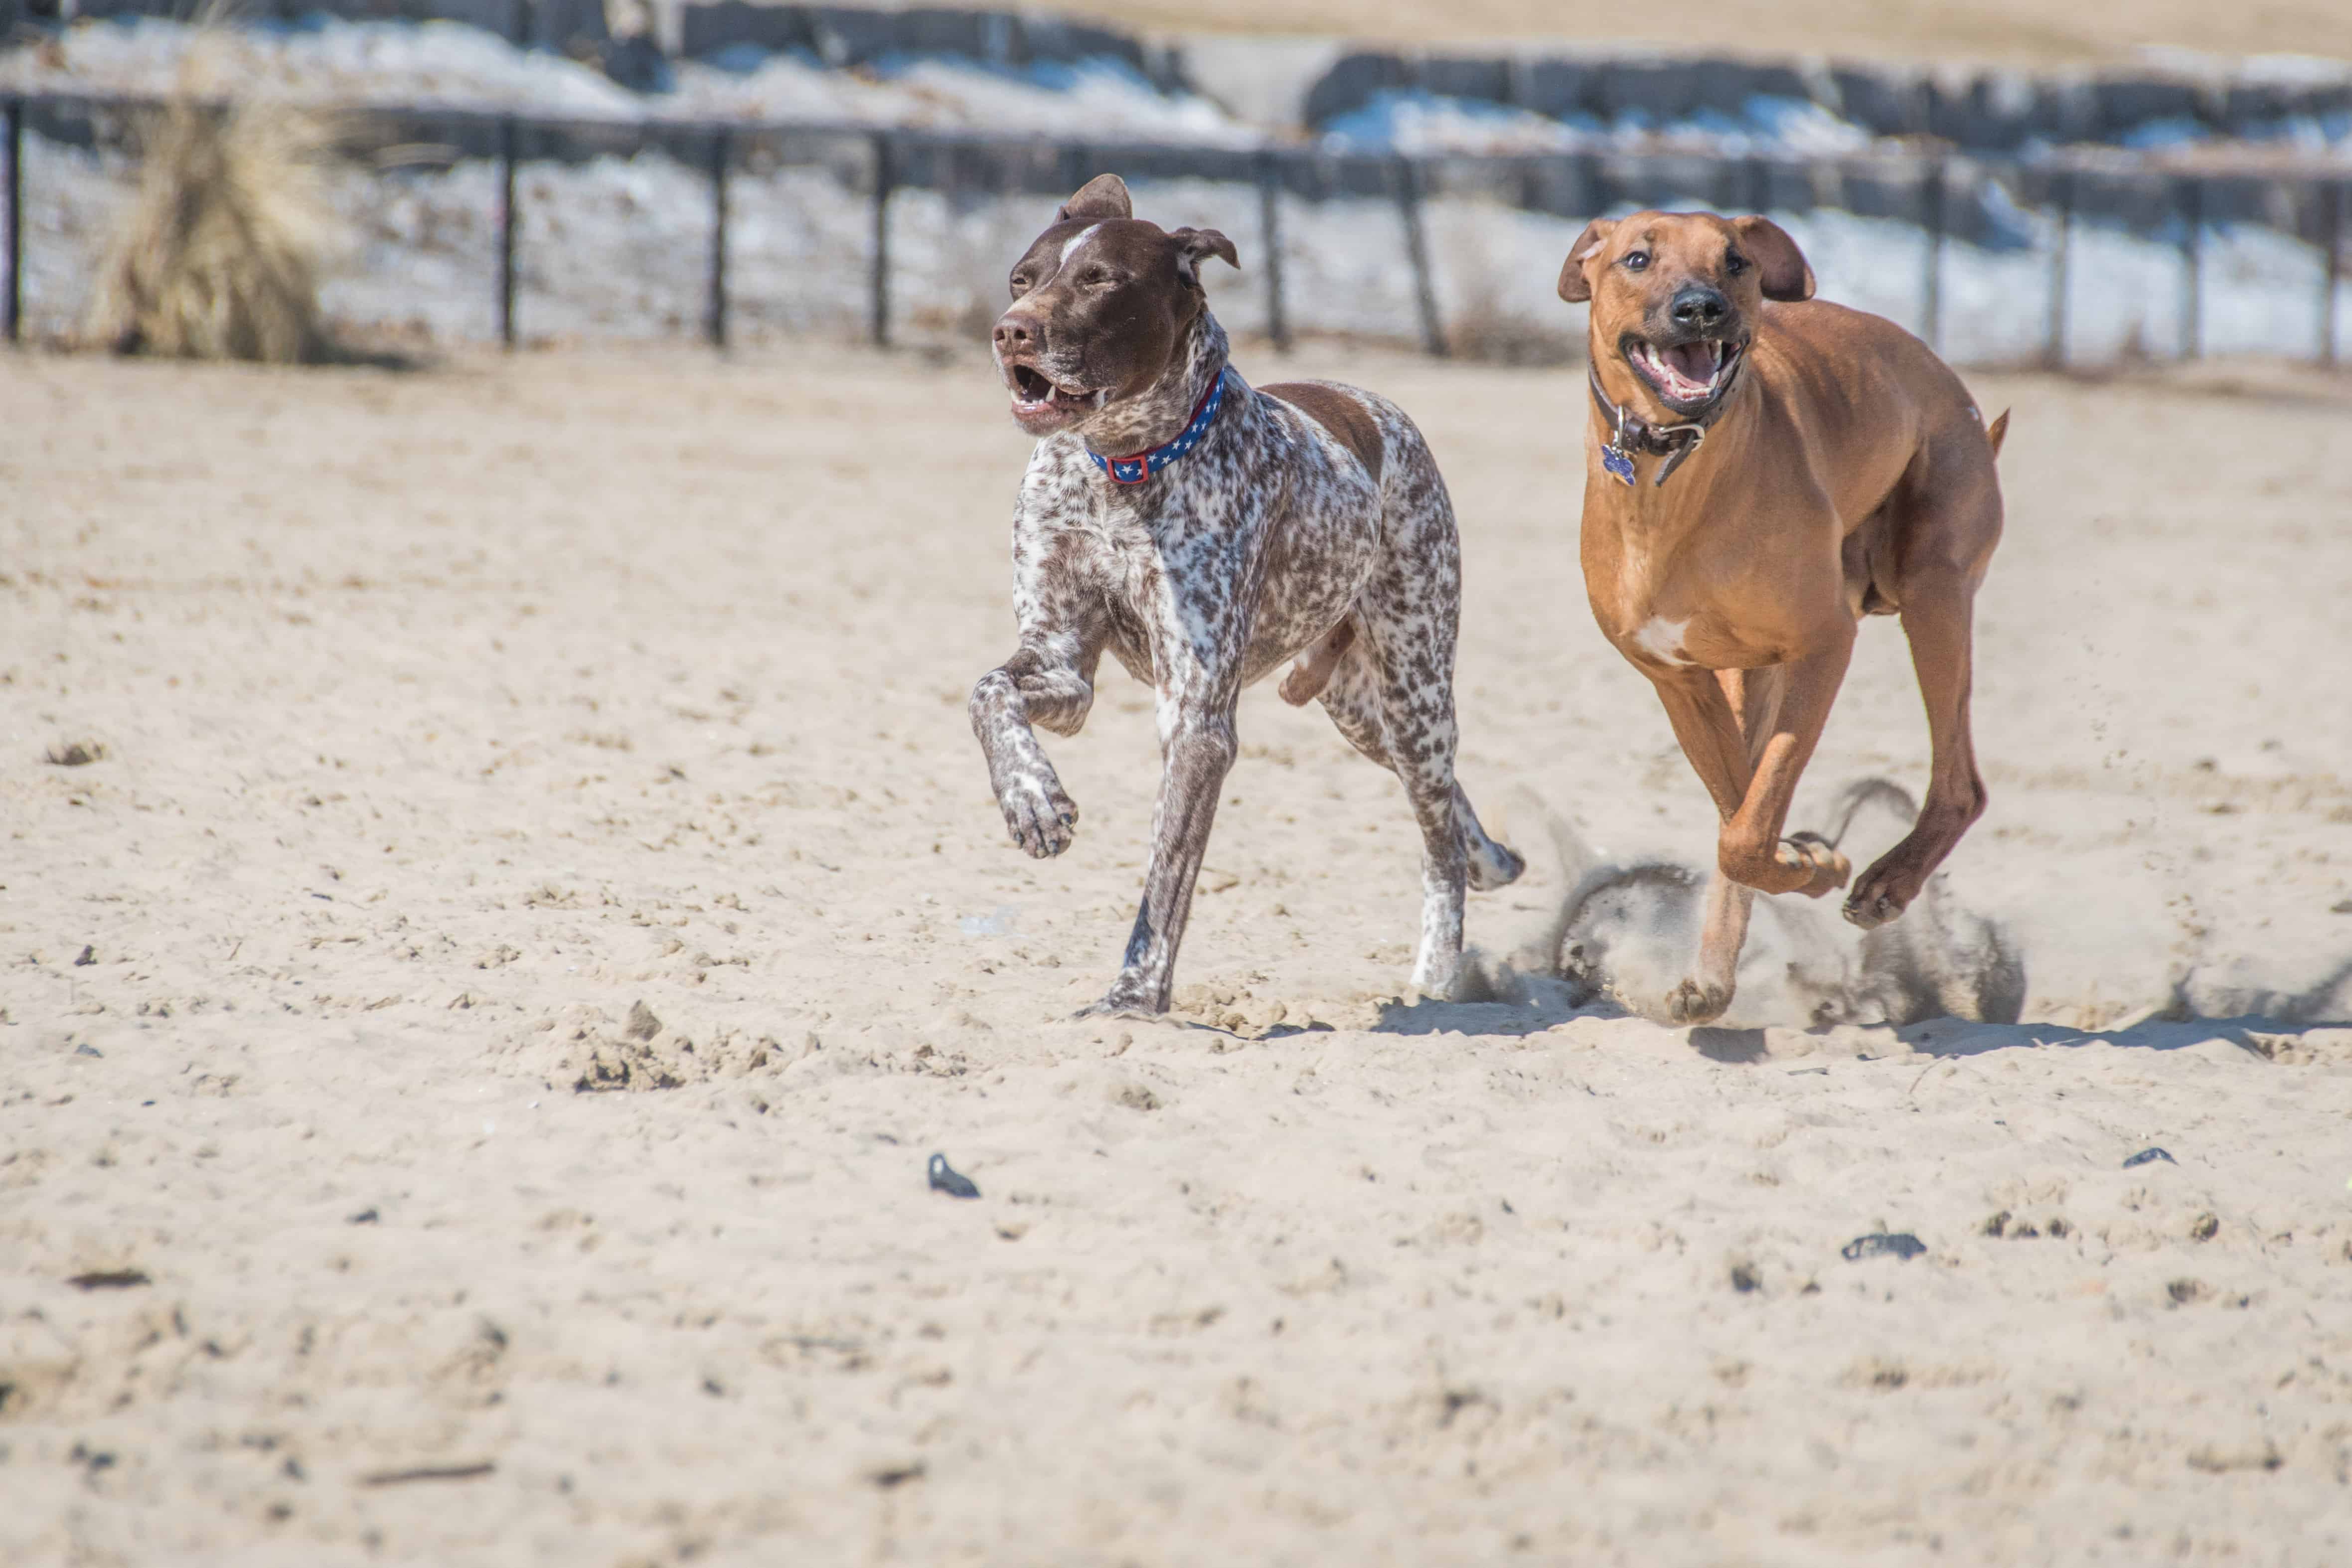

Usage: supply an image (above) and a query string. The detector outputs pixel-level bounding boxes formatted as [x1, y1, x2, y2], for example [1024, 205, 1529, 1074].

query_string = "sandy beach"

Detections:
[2, 334, 2350, 1564]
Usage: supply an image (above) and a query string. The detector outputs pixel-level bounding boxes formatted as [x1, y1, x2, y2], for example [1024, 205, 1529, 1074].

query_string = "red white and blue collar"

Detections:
[1087, 367, 1231, 485]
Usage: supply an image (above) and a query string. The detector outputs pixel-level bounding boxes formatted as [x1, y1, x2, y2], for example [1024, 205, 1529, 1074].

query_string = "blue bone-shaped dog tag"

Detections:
[1601, 445, 1637, 486]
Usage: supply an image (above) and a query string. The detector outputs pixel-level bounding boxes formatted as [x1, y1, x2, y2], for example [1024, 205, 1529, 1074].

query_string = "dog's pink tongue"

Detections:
[1663, 342, 1715, 383]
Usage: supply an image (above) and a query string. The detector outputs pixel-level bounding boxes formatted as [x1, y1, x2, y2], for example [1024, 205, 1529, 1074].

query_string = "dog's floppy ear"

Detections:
[1557, 218, 1617, 304]
[1730, 215, 1815, 302]
[1057, 173, 1133, 224]
[1169, 227, 1239, 286]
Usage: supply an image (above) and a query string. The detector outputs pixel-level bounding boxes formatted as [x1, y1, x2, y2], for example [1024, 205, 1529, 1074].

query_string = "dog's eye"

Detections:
[1009, 273, 1031, 297]
[1725, 251, 1748, 275]
[1623, 250, 1650, 272]
[1078, 267, 1114, 288]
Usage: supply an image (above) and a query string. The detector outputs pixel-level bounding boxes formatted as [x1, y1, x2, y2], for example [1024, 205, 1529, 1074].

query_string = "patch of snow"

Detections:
[1318, 89, 1878, 158]
[0, 17, 1257, 143]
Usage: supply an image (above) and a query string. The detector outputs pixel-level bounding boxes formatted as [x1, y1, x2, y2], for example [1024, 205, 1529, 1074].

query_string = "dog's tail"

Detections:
[1985, 409, 2011, 459]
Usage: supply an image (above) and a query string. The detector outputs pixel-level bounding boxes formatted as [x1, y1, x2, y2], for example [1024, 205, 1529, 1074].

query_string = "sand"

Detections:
[2, 335, 2350, 1565]
[1103, 0, 2352, 69]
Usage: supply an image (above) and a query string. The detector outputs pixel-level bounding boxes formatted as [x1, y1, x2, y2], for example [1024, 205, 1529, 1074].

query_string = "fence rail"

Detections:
[3, 89, 2348, 366]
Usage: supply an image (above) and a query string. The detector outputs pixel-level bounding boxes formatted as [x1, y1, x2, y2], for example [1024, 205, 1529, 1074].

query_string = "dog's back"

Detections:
[1746, 299, 2008, 547]
[1755, 300, 2007, 465]
[1261, 380, 1389, 486]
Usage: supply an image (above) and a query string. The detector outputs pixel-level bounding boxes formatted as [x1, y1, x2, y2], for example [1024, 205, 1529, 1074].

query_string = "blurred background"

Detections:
[2, 0, 2348, 367]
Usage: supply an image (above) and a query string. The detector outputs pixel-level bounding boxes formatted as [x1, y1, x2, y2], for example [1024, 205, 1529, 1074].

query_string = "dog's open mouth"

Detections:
[1625, 336, 1745, 414]
[1006, 363, 1094, 417]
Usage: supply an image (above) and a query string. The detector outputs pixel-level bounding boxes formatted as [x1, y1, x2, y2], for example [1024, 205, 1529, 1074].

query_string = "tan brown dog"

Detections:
[1560, 210, 2007, 1025]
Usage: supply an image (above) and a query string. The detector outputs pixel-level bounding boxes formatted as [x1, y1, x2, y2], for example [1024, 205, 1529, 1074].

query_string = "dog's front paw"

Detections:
[1666, 978, 1732, 1026]
[995, 765, 1079, 858]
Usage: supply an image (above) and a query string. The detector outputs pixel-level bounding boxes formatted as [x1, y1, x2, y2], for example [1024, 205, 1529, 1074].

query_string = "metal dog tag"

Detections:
[1601, 445, 1637, 486]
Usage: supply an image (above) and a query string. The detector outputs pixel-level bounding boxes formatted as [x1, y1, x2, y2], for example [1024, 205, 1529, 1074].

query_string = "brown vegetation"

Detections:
[85, 49, 345, 363]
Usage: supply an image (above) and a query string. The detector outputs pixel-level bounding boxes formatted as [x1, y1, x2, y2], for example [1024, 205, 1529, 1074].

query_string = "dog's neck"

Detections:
[1586, 340, 1757, 507]
[1081, 311, 1230, 461]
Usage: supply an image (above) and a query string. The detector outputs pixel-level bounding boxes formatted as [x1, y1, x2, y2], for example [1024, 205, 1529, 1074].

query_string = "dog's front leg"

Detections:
[1651, 645, 1855, 901]
[969, 627, 1098, 858]
[1081, 681, 1241, 1019]
[1648, 644, 1855, 1024]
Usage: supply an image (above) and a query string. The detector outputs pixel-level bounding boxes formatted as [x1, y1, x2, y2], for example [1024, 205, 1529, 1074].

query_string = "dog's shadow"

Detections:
[1369, 993, 1587, 1037]
[1687, 1026, 1771, 1062]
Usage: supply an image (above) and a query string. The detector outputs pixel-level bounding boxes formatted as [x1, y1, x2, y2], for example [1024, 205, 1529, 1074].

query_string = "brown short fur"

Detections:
[1560, 209, 2007, 1026]
[1262, 382, 1387, 484]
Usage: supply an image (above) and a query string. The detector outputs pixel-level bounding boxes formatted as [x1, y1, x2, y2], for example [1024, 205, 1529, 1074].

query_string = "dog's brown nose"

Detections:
[992, 315, 1038, 354]
[1671, 287, 1728, 330]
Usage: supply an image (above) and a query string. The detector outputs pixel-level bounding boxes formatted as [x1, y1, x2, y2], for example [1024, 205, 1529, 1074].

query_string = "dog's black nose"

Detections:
[1670, 287, 1728, 330]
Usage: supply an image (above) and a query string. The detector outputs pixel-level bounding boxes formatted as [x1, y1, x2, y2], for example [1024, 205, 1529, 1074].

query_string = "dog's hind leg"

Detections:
[1312, 645, 1462, 994]
[1315, 642, 1518, 892]
[1845, 441, 2001, 930]
[1312, 640, 1393, 768]
[1323, 618, 1521, 1001]
[1845, 574, 1989, 929]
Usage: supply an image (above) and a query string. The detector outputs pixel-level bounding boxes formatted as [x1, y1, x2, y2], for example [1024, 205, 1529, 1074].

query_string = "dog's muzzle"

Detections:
[1626, 335, 1746, 415]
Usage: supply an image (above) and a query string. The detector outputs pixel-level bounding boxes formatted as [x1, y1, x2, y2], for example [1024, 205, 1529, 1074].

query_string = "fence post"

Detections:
[2321, 178, 2341, 370]
[1392, 155, 1444, 358]
[2045, 165, 2072, 370]
[2179, 175, 2203, 360]
[706, 126, 731, 351]
[1256, 149, 1288, 353]
[869, 130, 893, 349]
[1919, 157, 1946, 353]
[3, 97, 20, 347]
[496, 116, 518, 350]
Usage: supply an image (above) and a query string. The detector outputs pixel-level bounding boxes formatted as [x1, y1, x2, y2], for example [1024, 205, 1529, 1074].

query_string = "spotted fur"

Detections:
[970, 175, 1523, 1016]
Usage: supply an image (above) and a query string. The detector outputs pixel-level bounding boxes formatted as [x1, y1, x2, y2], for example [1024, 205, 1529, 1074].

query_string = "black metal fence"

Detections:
[3, 89, 2347, 366]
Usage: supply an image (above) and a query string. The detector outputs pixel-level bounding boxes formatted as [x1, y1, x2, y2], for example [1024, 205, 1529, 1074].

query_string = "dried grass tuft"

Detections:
[86, 39, 348, 364]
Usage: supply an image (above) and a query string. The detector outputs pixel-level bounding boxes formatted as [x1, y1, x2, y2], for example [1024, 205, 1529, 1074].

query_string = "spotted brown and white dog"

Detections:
[969, 173, 1523, 1017]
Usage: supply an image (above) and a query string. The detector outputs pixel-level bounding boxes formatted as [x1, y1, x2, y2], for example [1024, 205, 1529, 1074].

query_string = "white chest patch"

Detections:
[1632, 615, 1694, 666]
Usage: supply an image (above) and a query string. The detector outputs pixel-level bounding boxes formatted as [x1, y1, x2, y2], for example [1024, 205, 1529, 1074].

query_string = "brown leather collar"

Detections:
[1587, 356, 1743, 488]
